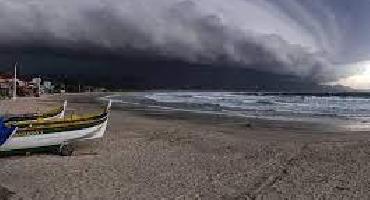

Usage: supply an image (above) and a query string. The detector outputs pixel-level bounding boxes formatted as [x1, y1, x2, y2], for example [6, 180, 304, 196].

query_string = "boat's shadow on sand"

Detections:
[0, 146, 64, 158]
[0, 142, 100, 158]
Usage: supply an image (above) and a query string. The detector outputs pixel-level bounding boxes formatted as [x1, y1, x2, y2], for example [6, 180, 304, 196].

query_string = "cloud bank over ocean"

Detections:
[0, 0, 367, 82]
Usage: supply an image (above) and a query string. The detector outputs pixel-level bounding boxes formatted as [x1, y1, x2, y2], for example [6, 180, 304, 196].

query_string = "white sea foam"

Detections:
[107, 92, 370, 130]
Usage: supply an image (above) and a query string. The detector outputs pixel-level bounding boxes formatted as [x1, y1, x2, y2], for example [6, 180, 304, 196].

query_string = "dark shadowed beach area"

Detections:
[0, 93, 369, 199]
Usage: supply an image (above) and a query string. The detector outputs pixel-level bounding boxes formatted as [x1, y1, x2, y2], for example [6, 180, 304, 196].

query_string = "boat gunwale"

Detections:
[4, 103, 65, 123]
[13, 116, 108, 137]
[9, 112, 108, 128]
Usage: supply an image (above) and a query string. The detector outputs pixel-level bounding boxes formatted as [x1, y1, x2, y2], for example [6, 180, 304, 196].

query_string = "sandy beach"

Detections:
[0, 93, 369, 199]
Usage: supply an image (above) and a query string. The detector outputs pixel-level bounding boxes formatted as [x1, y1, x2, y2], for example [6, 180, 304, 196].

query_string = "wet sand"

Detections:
[0, 93, 369, 199]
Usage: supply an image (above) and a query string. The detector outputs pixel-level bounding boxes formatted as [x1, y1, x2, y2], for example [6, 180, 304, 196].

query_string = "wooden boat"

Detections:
[4, 100, 68, 123]
[0, 101, 111, 155]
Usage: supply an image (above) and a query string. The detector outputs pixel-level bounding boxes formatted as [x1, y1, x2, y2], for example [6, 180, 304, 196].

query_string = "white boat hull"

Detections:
[82, 100, 111, 140]
[0, 100, 111, 152]
[0, 120, 106, 151]
[37, 100, 67, 121]
[81, 117, 109, 140]
[6, 100, 67, 123]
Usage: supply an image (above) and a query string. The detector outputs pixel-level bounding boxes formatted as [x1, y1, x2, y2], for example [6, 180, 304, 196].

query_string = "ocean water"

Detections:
[107, 92, 370, 131]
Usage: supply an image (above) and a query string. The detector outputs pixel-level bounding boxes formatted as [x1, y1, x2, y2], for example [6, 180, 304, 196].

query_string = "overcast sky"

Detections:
[0, 0, 370, 89]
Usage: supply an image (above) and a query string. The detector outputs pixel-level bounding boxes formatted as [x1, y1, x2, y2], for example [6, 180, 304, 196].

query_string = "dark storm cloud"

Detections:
[0, 0, 365, 82]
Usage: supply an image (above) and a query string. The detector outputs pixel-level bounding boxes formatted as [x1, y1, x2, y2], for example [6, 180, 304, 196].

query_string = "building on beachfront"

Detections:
[42, 81, 55, 94]
[0, 73, 53, 98]
[0, 74, 12, 98]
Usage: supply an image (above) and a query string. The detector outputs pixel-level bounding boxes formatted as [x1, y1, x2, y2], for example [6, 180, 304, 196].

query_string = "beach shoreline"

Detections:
[0, 92, 369, 199]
